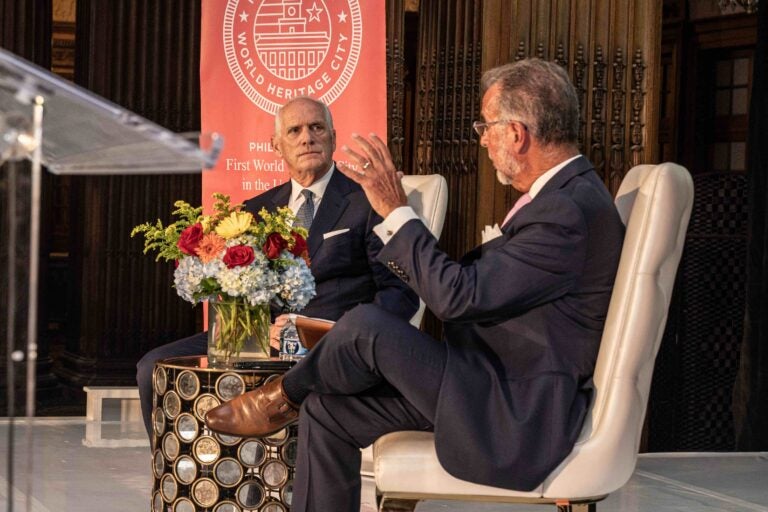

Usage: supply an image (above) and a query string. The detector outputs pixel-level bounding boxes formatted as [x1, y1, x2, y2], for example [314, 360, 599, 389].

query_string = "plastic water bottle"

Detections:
[279, 314, 308, 361]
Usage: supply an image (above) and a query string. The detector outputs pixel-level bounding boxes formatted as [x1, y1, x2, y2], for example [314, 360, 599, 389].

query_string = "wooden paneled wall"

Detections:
[411, 0, 483, 260]
[406, 0, 661, 248]
[393, 0, 660, 336]
[387, 0, 408, 172]
[484, 0, 662, 228]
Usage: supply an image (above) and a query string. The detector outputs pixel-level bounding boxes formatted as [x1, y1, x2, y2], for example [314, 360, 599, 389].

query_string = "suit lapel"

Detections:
[306, 168, 351, 259]
[269, 182, 292, 211]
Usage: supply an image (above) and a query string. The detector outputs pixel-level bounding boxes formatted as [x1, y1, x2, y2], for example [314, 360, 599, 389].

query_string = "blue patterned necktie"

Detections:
[294, 189, 315, 231]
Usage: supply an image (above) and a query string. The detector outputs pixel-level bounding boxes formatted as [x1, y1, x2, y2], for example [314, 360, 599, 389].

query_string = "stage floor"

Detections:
[1, 417, 766, 511]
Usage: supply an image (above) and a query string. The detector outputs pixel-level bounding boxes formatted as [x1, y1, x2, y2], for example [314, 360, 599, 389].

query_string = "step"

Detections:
[82, 386, 147, 448]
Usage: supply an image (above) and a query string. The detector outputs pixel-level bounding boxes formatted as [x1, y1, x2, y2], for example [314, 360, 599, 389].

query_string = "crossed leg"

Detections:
[281, 304, 448, 512]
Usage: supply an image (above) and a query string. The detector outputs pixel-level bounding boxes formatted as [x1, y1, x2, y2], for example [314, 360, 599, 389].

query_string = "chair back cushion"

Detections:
[400, 174, 449, 327]
[543, 163, 693, 496]
[401, 174, 448, 238]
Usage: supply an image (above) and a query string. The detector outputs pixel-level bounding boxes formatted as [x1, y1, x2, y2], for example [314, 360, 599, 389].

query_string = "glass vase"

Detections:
[207, 298, 271, 368]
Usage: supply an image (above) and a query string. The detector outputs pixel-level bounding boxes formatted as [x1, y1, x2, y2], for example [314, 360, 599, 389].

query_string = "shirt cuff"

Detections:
[373, 206, 420, 244]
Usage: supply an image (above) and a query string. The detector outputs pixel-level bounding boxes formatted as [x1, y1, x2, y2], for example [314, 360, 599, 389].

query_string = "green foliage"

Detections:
[130, 199, 203, 262]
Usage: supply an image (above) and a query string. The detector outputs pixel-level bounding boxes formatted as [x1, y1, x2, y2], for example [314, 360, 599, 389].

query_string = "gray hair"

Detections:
[480, 58, 579, 146]
[274, 96, 334, 134]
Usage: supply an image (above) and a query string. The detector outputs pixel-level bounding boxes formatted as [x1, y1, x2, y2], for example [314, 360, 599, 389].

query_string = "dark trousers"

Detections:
[136, 331, 208, 439]
[282, 304, 447, 512]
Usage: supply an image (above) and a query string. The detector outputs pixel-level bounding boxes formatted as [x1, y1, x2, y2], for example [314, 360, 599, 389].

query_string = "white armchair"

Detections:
[372, 163, 694, 511]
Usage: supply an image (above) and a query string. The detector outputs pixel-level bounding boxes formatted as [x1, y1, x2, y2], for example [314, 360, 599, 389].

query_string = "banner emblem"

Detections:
[223, 0, 362, 114]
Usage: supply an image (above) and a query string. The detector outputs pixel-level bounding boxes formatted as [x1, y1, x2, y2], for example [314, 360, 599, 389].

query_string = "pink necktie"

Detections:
[502, 193, 531, 227]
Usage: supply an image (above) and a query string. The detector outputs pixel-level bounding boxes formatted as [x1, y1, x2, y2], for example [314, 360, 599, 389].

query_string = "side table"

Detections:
[151, 356, 296, 511]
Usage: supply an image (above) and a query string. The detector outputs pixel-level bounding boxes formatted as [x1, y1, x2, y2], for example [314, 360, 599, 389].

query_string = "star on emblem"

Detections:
[306, 2, 323, 22]
[337, 10, 348, 23]
[239, 11, 248, 22]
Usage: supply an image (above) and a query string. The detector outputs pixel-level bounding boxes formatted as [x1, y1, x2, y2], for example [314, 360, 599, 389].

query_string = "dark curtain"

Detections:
[733, 4, 768, 450]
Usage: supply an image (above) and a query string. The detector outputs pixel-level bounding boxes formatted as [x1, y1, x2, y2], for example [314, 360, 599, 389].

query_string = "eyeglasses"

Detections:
[472, 119, 527, 137]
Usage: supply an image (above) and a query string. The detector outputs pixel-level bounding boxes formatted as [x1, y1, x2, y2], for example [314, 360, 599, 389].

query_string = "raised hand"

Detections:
[337, 133, 407, 219]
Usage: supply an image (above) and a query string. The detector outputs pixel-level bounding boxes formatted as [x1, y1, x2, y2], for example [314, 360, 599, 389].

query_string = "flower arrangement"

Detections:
[131, 193, 316, 362]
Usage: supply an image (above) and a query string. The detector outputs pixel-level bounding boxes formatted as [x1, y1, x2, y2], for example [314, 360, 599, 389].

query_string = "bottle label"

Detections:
[279, 319, 308, 359]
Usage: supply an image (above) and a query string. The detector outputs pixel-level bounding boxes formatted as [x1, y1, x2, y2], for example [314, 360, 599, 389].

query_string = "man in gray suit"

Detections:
[205, 58, 625, 512]
[136, 97, 418, 439]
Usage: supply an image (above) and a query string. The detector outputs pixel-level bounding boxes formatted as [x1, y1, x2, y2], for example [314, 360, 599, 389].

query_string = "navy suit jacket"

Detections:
[378, 156, 625, 490]
[244, 168, 418, 322]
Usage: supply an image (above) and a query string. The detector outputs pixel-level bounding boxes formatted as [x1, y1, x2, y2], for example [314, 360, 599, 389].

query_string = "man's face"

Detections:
[479, 84, 522, 188]
[272, 99, 336, 186]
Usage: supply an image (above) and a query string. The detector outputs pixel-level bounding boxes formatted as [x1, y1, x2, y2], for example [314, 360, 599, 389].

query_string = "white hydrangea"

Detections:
[275, 252, 316, 311]
[174, 257, 205, 303]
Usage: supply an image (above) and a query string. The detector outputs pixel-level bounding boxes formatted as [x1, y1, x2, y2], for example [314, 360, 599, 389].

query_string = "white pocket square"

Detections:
[481, 224, 502, 244]
[323, 228, 350, 240]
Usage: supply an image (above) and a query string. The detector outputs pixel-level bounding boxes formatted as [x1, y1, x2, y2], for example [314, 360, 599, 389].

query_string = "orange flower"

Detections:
[195, 232, 226, 263]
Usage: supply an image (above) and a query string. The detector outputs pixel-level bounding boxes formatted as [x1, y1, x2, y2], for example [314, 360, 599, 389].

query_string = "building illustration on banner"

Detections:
[255, 0, 329, 80]
[223, 0, 363, 114]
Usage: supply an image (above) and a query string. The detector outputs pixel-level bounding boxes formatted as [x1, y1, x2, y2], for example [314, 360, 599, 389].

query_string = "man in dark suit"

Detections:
[136, 97, 418, 439]
[205, 59, 625, 511]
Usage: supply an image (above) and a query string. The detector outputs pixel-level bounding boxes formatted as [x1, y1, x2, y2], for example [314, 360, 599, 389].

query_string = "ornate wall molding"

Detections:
[609, 47, 626, 193]
[574, 43, 588, 151]
[403, 0, 659, 337]
[630, 49, 647, 167]
[592, 45, 607, 181]
[386, 0, 407, 171]
[475, 0, 660, 228]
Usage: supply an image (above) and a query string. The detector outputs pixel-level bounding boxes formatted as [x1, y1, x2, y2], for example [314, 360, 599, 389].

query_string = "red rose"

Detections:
[289, 232, 308, 258]
[177, 223, 204, 256]
[263, 232, 287, 259]
[223, 245, 255, 268]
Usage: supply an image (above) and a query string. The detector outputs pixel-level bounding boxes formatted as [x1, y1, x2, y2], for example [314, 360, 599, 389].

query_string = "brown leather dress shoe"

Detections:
[205, 375, 298, 437]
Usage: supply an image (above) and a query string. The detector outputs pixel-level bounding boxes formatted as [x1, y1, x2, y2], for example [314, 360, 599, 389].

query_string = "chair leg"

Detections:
[556, 502, 596, 512]
[378, 497, 419, 511]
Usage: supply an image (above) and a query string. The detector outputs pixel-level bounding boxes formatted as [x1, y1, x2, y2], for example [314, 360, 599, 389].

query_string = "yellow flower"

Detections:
[215, 211, 253, 239]
[199, 215, 213, 233]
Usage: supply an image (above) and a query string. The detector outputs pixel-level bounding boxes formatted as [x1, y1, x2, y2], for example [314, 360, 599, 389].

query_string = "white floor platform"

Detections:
[1, 417, 767, 512]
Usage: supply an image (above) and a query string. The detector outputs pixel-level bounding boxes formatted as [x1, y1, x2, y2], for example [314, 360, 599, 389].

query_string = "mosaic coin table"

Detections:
[151, 356, 297, 512]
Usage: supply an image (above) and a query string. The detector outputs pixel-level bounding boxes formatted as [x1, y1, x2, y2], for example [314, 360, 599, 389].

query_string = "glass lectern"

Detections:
[1, 47, 222, 512]
[0, 47, 221, 174]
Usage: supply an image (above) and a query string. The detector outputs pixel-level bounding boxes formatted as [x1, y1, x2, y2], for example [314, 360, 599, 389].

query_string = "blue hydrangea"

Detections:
[275, 252, 316, 311]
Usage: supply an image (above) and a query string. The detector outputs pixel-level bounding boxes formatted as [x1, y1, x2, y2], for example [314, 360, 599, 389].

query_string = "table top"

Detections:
[158, 355, 295, 373]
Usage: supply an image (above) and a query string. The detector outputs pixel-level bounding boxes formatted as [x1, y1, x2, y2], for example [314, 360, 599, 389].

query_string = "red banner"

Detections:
[201, 0, 387, 210]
